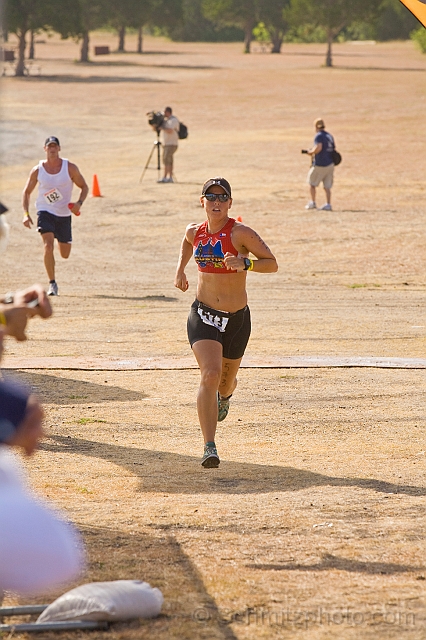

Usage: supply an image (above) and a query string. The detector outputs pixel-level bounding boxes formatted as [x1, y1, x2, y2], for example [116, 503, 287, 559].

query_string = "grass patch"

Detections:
[347, 283, 381, 288]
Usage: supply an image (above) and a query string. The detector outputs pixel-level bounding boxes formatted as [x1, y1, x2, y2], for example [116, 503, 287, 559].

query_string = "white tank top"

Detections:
[35, 158, 73, 217]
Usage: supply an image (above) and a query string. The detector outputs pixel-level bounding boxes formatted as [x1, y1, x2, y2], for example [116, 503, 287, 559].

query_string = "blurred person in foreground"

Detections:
[0, 363, 85, 597]
[22, 136, 88, 296]
[174, 177, 278, 468]
[0, 206, 85, 597]
[303, 118, 336, 211]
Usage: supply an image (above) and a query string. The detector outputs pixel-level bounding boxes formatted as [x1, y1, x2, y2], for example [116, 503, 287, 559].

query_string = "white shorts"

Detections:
[308, 164, 334, 189]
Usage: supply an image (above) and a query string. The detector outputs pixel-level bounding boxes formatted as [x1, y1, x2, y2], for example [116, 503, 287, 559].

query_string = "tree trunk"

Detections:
[117, 25, 125, 52]
[243, 19, 254, 54]
[271, 31, 283, 54]
[29, 30, 35, 59]
[325, 31, 333, 67]
[137, 25, 143, 53]
[15, 28, 28, 76]
[80, 30, 89, 62]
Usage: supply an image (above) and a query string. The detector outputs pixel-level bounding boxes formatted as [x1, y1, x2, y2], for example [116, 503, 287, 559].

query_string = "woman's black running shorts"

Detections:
[187, 299, 251, 360]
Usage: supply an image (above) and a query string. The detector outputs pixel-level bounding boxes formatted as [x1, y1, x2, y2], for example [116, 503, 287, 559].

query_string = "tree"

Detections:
[3, 0, 51, 75]
[258, 0, 290, 53]
[76, 0, 112, 62]
[149, 0, 183, 42]
[109, 0, 154, 53]
[287, 0, 379, 66]
[203, 0, 259, 52]
[48, 0, 112, 62]
[375, 0, 419, 40]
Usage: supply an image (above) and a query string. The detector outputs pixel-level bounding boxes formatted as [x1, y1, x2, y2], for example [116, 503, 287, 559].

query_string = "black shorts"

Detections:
[37, 211, 72, 243]
[187, 299, 251, 360]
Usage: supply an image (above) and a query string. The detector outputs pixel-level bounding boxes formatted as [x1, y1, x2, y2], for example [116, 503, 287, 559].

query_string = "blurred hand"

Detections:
[6, 394, 44, 456]
[13, 285, 52, 319]
[2, 306, 30, 341]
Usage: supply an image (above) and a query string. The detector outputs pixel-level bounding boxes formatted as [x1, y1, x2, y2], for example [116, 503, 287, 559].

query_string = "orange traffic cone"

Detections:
[91, 174, 102, 197]
[237, 215, 243, 222]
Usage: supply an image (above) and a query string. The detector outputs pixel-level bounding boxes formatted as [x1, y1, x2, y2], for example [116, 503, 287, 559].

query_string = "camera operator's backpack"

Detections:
[178, 122, 188, 140]
[332, 149, 342, 165]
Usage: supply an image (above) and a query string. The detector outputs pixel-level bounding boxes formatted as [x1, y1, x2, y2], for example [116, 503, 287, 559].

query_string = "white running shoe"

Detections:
[157, 178, 167, 183]
[305, 201, 316, 210]
[47, 281, 58, 296]
[320, 204, 332, 211]
[166, 177, 174, 183]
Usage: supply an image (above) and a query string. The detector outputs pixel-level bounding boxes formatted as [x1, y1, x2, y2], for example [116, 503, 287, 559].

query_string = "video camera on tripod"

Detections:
[147, 111, 164, 132]
[139, 111, 164, 184]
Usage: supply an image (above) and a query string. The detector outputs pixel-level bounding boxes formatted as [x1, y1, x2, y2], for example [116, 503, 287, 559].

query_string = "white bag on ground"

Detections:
[36, 580, 163, 623]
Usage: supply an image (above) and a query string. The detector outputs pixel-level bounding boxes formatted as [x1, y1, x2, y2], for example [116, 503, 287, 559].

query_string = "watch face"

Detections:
[244, 258, 251, 270]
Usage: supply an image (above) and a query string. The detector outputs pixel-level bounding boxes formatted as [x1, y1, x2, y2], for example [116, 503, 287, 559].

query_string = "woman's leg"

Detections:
[192, 339, 223, 444]
[218, 357, 242, 398]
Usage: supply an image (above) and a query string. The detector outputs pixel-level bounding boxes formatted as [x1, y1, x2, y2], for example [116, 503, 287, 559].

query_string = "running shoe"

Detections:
[201, 444, 220, 468]
[319, 203, 332, 211]
[47, 281, 58, 296]
[218, 393, 231, 422]
[305, 201, 316, 210]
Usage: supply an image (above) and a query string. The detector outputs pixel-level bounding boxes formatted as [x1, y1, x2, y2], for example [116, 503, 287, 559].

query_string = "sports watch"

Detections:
[243, 258, 253, 271]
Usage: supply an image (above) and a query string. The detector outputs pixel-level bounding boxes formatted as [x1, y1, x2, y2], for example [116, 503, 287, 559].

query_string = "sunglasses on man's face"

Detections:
[204, 193, 230, 202]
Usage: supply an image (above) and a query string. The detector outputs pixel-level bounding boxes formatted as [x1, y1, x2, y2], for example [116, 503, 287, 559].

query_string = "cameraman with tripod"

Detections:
[153, 107, 180, 183]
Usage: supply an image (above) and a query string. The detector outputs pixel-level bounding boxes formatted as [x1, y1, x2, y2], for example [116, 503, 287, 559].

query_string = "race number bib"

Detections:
[198, 307, 229, 333]
[43, 187, 63, 205]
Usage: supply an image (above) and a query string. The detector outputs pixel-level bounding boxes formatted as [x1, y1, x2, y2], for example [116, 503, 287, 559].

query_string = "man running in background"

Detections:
[22, 136, 88, 296]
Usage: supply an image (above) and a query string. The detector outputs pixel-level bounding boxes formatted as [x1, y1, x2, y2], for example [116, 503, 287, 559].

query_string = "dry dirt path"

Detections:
[0, 34, 425, 639]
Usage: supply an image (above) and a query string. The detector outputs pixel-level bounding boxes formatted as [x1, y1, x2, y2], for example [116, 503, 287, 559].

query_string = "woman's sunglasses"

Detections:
[204, 193, 230, 202]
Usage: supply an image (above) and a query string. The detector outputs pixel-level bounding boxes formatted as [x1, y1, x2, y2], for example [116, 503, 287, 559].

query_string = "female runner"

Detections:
[174, 177, 278, 468]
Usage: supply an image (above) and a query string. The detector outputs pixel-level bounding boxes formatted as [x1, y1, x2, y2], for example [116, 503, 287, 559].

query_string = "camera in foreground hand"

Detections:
[301, 149, 308, 154]
[147, 111, 164, 131]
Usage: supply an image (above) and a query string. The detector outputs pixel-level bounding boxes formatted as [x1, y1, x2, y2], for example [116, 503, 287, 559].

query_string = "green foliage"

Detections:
[149, 0, 184, 36]
[258, 0, 289, 52]
[375, 0, 419, 40]
[167, 0, 243, 41]
[202, 0, 259, 51]
[338, 20, 376, 41]
[253, 21, 269, 44]
[411, 27, 426, 53]
[287, 0, 379, 37]
[285, 24, 326, 43]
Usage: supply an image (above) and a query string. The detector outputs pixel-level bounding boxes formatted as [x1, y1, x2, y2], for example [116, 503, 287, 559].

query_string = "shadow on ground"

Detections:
[3, 372, 145, 404]
[246, 553, 425, 575]
[42, 436, 426, 497]
[93, 294, 178, 302]
[23, 75, 170, 83]
[15, 526, 236, 640]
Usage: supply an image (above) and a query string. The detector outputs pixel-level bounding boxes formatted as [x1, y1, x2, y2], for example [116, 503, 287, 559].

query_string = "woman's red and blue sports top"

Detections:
[193, 217, 238, 273]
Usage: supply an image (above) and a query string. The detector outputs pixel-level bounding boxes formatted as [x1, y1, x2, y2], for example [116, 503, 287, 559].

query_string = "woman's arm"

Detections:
[225, 224, 278, 273]
[174, 224, 197, 291]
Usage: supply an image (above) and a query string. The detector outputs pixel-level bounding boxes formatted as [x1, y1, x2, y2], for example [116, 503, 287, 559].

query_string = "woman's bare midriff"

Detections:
[196, 272, 248, 313]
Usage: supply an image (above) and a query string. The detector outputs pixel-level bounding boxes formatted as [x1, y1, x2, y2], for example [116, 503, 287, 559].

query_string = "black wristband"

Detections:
[77, 200, 83, 205]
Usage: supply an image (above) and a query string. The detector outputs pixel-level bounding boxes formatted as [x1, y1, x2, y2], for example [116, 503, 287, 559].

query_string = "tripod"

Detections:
[139, 131, 162, 183]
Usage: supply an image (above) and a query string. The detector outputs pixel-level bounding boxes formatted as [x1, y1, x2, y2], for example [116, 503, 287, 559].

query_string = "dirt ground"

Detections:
[0, 33, 425, 639]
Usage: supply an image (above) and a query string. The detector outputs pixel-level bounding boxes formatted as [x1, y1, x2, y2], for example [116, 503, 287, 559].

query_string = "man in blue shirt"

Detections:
[305, 118, 335, 211]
